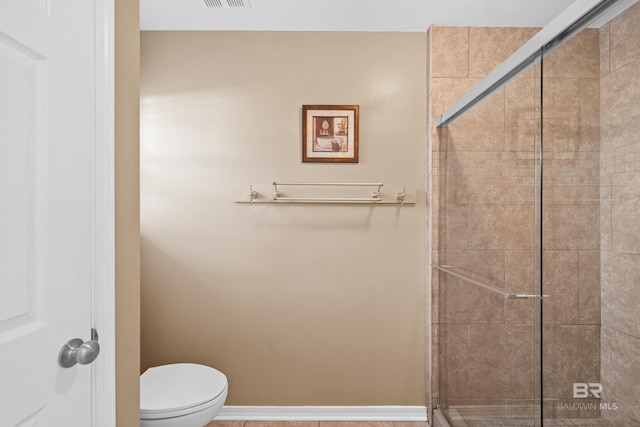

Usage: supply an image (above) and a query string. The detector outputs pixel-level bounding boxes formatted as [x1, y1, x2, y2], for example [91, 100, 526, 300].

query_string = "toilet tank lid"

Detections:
[140, 363, 227, 414]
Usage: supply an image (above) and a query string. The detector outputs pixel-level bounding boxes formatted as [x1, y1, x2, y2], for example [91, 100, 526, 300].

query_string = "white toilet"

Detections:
[140, 363, 228, 427]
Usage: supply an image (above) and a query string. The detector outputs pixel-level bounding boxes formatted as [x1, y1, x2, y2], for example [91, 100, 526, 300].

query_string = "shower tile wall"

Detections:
[430, 25, 604, 416]
[430, 25, 541, 410]
[599, 1, 640, 423]
[542, 28, 601, 418]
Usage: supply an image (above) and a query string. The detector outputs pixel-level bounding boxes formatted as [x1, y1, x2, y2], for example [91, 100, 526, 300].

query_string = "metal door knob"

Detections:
[59, 328, 100, 368]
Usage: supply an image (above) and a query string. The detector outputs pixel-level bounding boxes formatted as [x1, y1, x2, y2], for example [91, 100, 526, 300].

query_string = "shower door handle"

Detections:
[507, 294, 550, 299]
[58, 328, 101, 368]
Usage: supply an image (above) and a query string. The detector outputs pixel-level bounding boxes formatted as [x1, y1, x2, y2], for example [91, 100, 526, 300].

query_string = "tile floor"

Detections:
[206, 422, 430, 427]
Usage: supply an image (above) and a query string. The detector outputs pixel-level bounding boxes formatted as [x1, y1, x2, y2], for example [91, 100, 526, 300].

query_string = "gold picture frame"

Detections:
[302, 105, 359, 163]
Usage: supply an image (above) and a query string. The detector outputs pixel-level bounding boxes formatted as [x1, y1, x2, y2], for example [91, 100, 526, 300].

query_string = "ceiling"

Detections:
[140, 0, 577, 31]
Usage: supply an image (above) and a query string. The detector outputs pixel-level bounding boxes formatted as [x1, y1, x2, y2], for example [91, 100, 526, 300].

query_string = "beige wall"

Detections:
[140, 31, 427, 406]
[599, 1, 640, 422]
[115, 0, 140, 425]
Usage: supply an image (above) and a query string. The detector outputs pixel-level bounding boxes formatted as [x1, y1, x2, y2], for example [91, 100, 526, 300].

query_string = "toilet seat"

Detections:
[140, 363, 228, 420]
[140, 388, 228, 420]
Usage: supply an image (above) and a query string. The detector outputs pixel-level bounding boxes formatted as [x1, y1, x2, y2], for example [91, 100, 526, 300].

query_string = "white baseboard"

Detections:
[216, 406, 428, 422]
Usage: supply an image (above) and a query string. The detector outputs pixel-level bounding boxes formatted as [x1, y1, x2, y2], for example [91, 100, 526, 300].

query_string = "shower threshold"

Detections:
[433, 406, 637, 427]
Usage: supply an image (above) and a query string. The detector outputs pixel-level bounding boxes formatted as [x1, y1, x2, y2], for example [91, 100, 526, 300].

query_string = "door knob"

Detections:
[59, 328, 101, 368]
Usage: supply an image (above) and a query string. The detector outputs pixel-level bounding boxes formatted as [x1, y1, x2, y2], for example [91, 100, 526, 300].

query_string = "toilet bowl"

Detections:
[140, 363, 228, 427]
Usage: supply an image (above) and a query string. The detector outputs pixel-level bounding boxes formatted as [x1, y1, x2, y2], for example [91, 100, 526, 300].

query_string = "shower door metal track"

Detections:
[435, 0, 636, 128]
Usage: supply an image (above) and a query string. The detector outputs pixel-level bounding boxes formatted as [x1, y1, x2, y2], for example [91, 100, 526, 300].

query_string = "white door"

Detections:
[0, 0, 111, 425]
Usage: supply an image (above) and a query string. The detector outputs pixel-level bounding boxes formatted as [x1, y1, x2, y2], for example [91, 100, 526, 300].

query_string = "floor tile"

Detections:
[320, 423, 429, 427]
[207, 421, 430, 427]
[245, 422, 320, 427]
[206, 422, 246, 427]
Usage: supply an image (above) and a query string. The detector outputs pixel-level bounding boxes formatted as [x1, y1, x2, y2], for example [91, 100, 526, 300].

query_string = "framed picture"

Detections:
[302, 105, 359, 163]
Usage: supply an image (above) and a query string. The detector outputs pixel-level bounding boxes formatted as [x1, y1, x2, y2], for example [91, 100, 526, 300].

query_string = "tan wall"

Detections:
[140, 31, 427, 406]
[115, 0, 140, 425]
[599, 1, 640, 422]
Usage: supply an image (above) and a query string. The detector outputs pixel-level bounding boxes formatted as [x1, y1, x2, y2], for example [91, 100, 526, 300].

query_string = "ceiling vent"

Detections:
[204, 0, 251, 8]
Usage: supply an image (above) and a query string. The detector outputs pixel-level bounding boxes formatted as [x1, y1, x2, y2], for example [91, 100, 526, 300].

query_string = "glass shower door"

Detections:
[435, 61, 544, 426]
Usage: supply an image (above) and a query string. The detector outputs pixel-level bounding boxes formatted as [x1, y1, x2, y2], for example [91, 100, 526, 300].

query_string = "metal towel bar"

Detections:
[436, 265, 549, 300]
[233, 182, 414, 205]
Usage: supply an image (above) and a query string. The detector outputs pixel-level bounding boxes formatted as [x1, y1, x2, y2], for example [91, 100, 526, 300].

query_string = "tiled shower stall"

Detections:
[429, 1, 640, 425]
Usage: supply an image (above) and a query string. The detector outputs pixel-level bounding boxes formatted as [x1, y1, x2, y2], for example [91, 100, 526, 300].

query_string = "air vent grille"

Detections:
[204, 0, 251, 8]
[204, 0, 223, 7]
